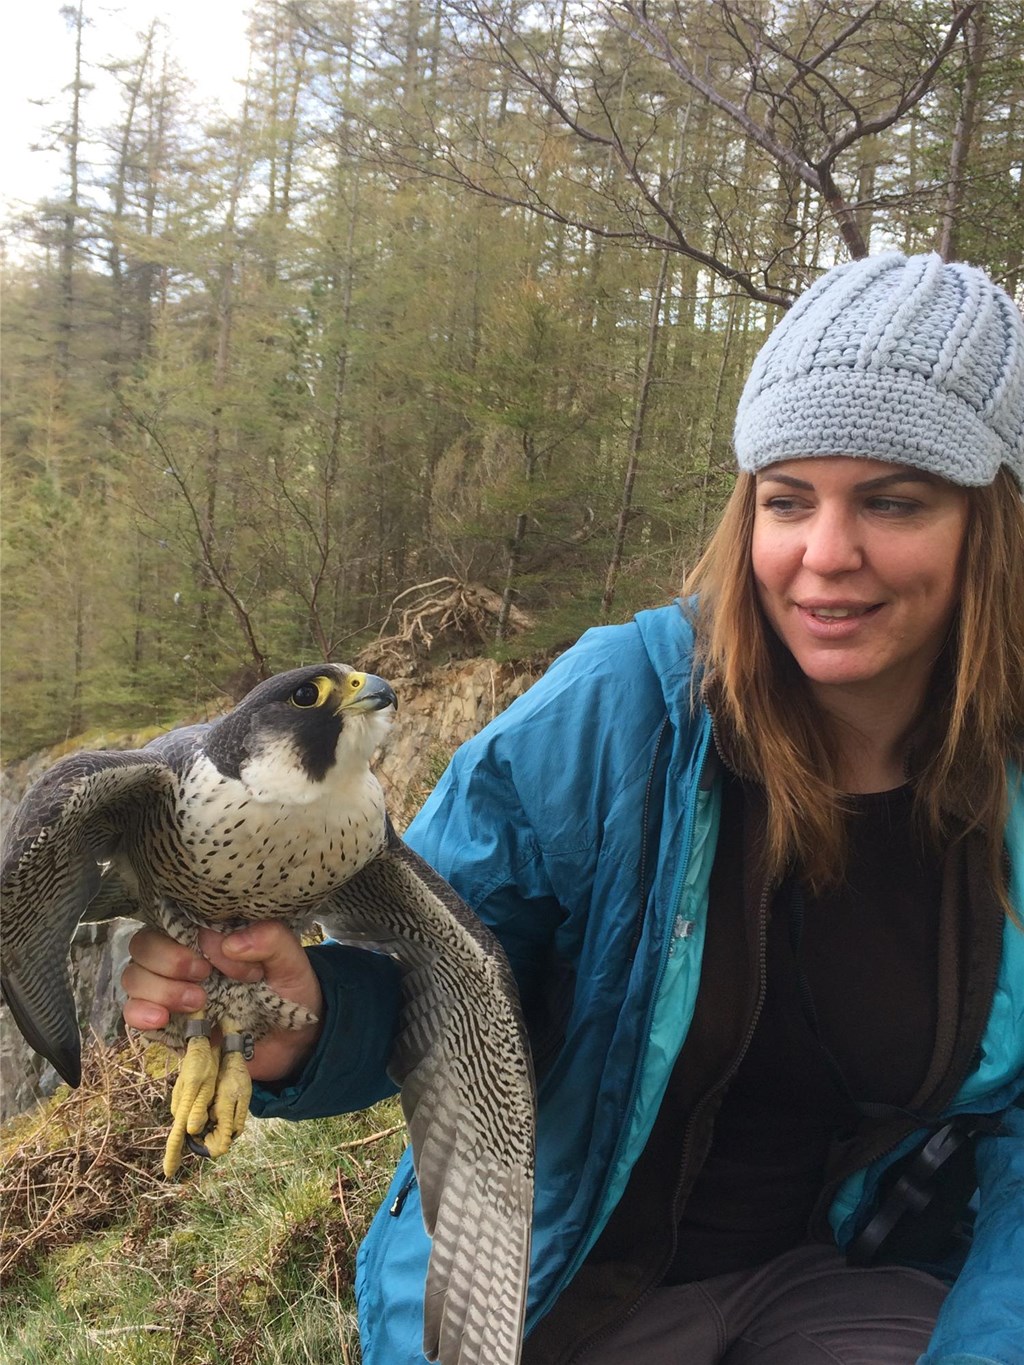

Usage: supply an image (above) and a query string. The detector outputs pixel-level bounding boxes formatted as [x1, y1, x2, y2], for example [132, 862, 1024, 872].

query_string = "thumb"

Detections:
[199, 923, 322, 1015]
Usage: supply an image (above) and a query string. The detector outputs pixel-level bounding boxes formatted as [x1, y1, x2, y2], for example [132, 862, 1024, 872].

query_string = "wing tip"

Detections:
[55, 1049, 83, 1088]
[1, 974, 83, 1088]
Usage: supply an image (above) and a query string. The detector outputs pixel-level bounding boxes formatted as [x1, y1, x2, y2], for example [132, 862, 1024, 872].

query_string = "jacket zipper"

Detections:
[630, 715, 672, 958]
[388, 1171, 417, 1217]
[564, 876, 772, 1364]
[533, 716, 713, 1331]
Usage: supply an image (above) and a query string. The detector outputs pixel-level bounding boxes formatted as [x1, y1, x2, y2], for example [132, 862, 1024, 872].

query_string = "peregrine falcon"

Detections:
[1, 664, 535, 1365]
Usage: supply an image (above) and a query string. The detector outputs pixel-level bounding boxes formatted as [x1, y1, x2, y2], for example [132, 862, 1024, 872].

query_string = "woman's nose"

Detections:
[800, 506, 864, 575]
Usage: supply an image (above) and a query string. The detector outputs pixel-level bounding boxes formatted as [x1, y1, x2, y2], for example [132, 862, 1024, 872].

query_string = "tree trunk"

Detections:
[56, 0, 87, 389]
[497, 432, 538, 641]
[601, 247, 670, 617]
[936, 7, 984, 261]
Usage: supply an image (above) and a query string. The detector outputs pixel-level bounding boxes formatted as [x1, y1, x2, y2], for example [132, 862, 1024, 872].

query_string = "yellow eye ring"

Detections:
[289, 676, 333, 709]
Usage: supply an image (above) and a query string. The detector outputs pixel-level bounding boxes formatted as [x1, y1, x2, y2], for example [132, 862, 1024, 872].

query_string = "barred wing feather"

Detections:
[0, 753, 173, 1085]
[317, 825, 535, 1365]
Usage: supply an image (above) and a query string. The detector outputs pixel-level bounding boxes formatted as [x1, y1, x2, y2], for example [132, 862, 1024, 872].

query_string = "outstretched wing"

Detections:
[1, 751, 175, 1086]
[317, 823, 535, 1365]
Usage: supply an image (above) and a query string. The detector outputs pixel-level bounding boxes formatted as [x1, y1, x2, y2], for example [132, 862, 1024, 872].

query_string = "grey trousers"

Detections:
[580, 1245, 949, 1364]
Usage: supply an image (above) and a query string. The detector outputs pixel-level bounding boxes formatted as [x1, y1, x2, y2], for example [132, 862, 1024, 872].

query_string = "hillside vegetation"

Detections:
[0, 1034, 406, 1365]
[5, 0, 1022, 758]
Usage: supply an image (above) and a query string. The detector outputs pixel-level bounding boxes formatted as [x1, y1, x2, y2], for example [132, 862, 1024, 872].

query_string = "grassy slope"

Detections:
[0, 1036, 406, 1364]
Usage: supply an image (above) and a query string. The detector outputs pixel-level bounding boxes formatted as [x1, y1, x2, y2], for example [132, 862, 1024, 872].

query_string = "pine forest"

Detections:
[3, 0, 1022, 757]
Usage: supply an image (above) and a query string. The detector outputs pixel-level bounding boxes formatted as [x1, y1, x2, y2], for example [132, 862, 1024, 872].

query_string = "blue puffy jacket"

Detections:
[253, 604, 1024, 1365]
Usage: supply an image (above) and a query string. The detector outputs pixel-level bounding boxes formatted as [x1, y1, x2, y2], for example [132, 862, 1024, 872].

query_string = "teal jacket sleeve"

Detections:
[918, 1099, 1024, 1364]
[923, 1358, 1009, 1364]
[401, 730, 569, 1005]
[924, 1358, 1011, 1364]
[403, 617, 674, 1000]
[249, 943, 402, 1119]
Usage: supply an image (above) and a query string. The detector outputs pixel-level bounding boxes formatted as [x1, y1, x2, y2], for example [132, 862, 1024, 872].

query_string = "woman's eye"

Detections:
[868, 497, 918, 515]
[291, 683, 321, 708]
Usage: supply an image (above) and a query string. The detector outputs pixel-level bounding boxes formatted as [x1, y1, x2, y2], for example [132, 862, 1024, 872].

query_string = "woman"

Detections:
[123, 253, 1024, 1364]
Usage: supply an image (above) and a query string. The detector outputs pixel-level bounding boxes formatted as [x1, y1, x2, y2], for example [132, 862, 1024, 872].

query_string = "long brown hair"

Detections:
[684, 466, 1024, 905]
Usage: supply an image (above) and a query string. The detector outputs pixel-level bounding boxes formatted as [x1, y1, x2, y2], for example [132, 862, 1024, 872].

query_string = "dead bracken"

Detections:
[0, 1033, 180, 1281]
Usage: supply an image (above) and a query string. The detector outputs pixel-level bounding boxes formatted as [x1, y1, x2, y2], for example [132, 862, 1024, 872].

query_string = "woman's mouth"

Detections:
[797, 602, 883, 635]
[801, 601, 883, 618]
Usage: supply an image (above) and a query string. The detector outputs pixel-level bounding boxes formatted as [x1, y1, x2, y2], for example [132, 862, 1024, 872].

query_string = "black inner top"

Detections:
[665, 784, 942, 1282]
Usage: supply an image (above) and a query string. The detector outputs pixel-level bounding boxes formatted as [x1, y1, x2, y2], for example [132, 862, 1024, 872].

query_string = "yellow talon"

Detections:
[163, 1013, 218, 1178]
[162, 1014, 254, 1175]
[203, 1038, 253, 1158]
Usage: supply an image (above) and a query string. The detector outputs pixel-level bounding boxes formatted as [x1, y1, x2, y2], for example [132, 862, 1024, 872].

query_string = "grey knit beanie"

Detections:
[733, 252, 1024, 487]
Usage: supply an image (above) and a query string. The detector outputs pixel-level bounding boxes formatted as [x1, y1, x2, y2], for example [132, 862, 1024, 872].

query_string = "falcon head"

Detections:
[203, 665, 397, 796]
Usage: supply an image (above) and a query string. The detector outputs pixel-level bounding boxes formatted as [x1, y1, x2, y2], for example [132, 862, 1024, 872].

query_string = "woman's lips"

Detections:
[795, 602, 883, 637]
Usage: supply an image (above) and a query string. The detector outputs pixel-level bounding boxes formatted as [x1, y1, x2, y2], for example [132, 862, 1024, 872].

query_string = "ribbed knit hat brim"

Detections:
[734, 253, 1024, 487]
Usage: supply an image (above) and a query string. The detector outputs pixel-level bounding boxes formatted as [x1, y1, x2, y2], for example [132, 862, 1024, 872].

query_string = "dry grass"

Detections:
[0, 1035, 407, 1364]
[0, 1034, 182, 1281]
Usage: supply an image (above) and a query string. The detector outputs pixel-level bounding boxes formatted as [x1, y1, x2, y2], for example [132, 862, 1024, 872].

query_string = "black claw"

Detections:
[185, 1134, 212, 1159]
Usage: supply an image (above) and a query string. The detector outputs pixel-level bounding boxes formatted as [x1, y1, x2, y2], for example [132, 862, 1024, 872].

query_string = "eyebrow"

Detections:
[756, 469, 938, 493]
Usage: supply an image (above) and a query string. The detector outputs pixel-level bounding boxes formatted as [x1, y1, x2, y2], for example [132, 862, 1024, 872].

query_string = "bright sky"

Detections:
[1, 1, 253, 223]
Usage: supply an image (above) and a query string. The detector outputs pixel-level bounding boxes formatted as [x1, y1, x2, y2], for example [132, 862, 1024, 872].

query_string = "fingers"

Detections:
[201, 922, 322, 1017]
[126, 927, 209, 982]
[121, 927, 259, 1032]
[121, 923, 325, 1083]
[207, 924, 324, 1083]
[122, 929, 205, 1031]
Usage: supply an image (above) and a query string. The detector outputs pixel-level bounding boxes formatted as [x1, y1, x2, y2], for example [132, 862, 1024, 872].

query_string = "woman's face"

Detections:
[751, 457, 970, 713]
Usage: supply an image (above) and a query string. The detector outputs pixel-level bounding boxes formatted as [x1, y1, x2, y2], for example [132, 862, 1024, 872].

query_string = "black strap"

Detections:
[846, 1111, 1003, 1266]
[785, 881, 1006, 1266]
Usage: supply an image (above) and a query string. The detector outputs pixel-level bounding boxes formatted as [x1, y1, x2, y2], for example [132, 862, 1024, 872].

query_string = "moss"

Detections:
[1, 1038, 404, 1364]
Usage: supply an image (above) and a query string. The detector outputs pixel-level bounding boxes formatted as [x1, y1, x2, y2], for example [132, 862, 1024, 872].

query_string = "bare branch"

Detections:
[116, 397, 271, 678]
[822, 3, 979, 165]
[614, 2, 821, 189]
[614, 0, 979, 260]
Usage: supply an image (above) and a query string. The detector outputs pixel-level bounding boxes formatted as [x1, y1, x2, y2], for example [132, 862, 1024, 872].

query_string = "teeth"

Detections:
[810, 607, 859, 618]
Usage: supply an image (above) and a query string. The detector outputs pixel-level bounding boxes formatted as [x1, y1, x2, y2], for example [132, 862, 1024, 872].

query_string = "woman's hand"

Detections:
[122, 922, 324, 1083]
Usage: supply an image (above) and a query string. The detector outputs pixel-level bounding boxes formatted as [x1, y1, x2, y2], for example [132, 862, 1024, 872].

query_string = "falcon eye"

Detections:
[290, 678, 330, 709]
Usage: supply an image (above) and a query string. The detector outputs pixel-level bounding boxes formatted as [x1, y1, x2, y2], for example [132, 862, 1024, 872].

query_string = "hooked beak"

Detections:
[338, 671, 397, 714]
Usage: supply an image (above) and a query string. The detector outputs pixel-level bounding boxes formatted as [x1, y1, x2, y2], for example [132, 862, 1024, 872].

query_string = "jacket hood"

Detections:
[632, 600, 704, 733]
